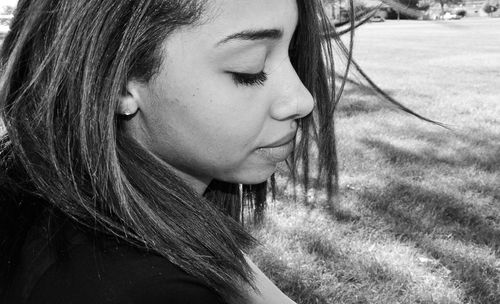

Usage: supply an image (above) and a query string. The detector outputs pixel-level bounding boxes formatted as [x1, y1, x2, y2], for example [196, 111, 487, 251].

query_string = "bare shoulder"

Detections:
[243, 255, 297, 304]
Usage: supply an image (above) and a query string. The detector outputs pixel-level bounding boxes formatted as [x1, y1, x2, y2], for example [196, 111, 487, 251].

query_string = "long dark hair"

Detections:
[0, 0, 338, 302]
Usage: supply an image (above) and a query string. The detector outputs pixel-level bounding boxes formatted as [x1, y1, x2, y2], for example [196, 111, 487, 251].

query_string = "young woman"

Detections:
[0, 0, 338, 303]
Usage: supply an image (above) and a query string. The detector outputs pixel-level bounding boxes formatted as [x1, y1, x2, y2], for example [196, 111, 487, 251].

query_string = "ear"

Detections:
[117, 81, 142, 117]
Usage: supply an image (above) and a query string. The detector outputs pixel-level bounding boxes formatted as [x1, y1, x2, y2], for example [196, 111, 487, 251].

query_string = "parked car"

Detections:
[370, 16, 385, 22]
[442, 12, 462, 20]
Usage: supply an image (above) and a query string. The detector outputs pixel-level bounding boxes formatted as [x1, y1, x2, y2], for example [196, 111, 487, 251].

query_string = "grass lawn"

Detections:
[249, 18, 500, 304]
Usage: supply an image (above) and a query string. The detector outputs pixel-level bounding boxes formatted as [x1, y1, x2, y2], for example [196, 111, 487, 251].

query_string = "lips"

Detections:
[256, 131, 297, 163]
[261, 131, 297, 149]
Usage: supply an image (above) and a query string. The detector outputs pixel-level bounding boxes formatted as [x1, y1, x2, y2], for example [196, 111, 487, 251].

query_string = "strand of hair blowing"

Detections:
[288, 0, 338, 204]
[1, 0, 256, 302]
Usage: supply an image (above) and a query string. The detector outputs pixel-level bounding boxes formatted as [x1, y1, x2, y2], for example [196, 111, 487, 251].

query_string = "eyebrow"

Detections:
[216, 28, 284, 46]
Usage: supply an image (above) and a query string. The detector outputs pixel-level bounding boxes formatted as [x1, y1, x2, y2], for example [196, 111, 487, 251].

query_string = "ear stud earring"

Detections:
[117, 92, 139, 119]
[117, 107, 139, 119]
[121, 109, 138, 116]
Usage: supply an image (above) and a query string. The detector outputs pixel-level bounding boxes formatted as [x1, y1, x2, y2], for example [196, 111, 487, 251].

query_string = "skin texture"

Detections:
[121, 0, 314, 195]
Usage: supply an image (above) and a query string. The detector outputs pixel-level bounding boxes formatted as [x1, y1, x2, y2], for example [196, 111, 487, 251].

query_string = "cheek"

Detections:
[173, 81, 267, 141]
[149, 81, 267, 165]
[141, 58, 276, 184]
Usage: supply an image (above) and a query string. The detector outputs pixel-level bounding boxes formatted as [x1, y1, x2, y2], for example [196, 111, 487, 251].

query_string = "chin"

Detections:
[222, 164, 277, 185]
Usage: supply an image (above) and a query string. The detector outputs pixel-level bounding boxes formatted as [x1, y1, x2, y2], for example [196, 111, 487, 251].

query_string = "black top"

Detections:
[0, 145, 224, 304]
[4, 218, 223, 304]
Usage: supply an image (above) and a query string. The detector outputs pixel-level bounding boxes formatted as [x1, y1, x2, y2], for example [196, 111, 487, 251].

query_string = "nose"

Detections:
[269, 62, 314, 121]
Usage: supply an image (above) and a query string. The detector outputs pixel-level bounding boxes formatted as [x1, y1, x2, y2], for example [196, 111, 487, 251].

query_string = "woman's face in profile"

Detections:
[128, 0, 314, 193]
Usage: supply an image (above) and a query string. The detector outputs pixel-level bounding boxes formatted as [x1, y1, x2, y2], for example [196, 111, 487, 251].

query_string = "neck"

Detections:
[169, 168, 212, 195]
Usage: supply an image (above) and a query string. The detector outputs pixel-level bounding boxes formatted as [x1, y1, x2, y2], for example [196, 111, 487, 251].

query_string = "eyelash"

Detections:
[231, 71, 268, 87]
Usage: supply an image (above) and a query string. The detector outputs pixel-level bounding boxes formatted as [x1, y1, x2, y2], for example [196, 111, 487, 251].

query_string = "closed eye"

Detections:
[230, 71, 268, 87]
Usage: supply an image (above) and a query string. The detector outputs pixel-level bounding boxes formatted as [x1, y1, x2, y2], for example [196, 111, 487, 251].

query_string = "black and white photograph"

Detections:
[1, 0, 499, 303]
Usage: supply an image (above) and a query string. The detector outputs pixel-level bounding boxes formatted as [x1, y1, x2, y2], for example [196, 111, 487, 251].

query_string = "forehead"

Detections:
[202, 0, 298, 35]
[157, 0, 299, 72]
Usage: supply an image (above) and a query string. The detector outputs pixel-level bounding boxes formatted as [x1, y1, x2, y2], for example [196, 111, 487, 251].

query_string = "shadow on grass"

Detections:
[335, 79, 435, 119]
[269, 118, 500, 302]
[254, 227, 417, 304]
[361, 128, 500, 173]
[360, 181, 500, 250]
[315, 124, 500, 302]
[335, 84, 393, 118]
[296, 230, 405, 286]
[464, 181, 500, 202]
[350, 125, 500, 302]
[421, 238, 500, 304]
[357, 128, 500, 229]
[252, 248, 330, 304]
[272, 178, 363, 224]
[356, 181, 500, 303]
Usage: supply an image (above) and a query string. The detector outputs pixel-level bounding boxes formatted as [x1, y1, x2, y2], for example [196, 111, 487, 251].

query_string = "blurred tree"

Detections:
[398, 0, 422, 8]
[483, 1, 499, 15]
[0, 6, 15, 15]
[323, 0, 372, 21]
[435, 0, 464, 13]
